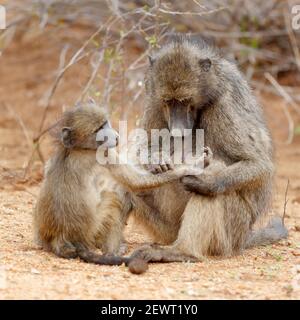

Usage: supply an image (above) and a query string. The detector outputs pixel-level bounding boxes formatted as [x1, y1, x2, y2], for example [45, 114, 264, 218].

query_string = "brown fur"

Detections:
[34, 100, 209, 272]
[33, 103, 131, 263]
[131, 35, 287, 262]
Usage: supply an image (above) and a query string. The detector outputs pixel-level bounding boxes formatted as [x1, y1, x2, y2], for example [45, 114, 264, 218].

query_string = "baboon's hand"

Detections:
[145, 152, 174, 174]
[176, 147, 213, 177]
[146, 163, 174, 174]
[184, 146, 212, 168]
[203, 146, 213, 167]
[181, 175, 225, 196]
[175, 164, 202, 177]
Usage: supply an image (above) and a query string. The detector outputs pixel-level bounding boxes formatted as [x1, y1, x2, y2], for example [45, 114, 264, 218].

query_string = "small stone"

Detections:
[30, 268, 40, 274]
[128, 259, 148, 275]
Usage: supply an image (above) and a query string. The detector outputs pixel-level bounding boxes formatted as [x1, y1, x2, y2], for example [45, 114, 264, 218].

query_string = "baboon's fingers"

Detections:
[145, 164, 161, 174]
[146, 161, 173, 174]
[204, 146, 213, 157]
[151, 164, 170, 174]
[202, 147, 213, 167]
[153, 166, 163, 174]
[166, 163, 174, 170]
[160, 164, 170, 172]
[144, 164, 159, 173]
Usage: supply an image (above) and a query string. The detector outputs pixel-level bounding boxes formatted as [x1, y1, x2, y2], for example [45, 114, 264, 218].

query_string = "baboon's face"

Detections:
[148, 47, 212, 136]
[61, 105, 118, 150]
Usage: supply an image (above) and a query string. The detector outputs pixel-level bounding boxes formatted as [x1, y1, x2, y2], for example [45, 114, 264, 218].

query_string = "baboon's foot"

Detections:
[55, 242, 77, 259]
[118, 242, 128, 256]
[97, 240, 127, 256]
[131, 244, 199, 263]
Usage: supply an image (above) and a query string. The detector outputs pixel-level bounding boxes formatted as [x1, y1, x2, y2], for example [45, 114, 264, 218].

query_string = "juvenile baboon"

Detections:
[34, 101, 207, 272]
[34, 103, 130, 266]
[131, 35, 288, 262]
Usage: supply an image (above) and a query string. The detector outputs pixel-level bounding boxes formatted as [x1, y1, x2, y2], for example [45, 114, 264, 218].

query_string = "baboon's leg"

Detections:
[95, 214, 128, 255]
[95, 190, 130, 254]
[174, 194, 234, 257]
[132, 193, 251, 262]
[99, 223, 125, 255]
[131, 194, 180, 244]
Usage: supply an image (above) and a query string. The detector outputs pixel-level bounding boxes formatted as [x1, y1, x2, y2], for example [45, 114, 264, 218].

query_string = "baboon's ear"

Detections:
[199, 58, 211, 72]
[148, 55, 155, 66]
[61, 127, 74, 148]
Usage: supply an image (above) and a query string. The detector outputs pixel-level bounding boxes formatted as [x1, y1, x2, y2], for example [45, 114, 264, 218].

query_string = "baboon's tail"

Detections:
[245, 216, 288, 248]
[75, 243, 148, 274]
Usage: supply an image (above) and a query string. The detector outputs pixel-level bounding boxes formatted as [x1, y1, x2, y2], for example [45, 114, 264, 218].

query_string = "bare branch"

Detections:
[264, 72, 296, 144]
[2, 102, 31, 148]
[264, 72, 300, 116]
[282, 179, 289, 225]
[158, 6, 227, 16]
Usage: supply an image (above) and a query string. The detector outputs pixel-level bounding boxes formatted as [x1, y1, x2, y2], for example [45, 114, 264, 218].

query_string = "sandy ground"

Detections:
[0, 28, 300, 300]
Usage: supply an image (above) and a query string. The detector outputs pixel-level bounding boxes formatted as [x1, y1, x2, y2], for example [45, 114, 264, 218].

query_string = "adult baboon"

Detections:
[131, 35, 287, 262]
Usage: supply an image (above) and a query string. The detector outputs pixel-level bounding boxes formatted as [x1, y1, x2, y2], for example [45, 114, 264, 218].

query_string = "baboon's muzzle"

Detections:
[96, 122, 119, 148]
[169, 101, 194, 137]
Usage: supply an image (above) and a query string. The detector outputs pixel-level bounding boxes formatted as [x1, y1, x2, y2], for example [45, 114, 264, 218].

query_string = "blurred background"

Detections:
[0, 0, 300, 179]
[0, 0, 300, 300]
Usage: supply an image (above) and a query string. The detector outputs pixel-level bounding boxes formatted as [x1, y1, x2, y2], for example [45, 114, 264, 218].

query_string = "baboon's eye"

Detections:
[165, 99, 173, 106]
[189, 104, 196, 112]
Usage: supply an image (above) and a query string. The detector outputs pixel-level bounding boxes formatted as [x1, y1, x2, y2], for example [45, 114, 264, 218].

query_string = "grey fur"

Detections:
[131, 35, 287, 262]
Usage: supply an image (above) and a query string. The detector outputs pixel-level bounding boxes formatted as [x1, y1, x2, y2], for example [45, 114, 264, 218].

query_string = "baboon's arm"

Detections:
[100, 143, 204, 192]
[107, 163, 185, 192]
[182, 156, 273, 196]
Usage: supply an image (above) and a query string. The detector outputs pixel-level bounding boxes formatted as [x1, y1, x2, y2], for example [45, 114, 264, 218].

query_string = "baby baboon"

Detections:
[131, 35, 288, 262]
[34, 101, 206, 272]
[33, 103, 131, 267]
